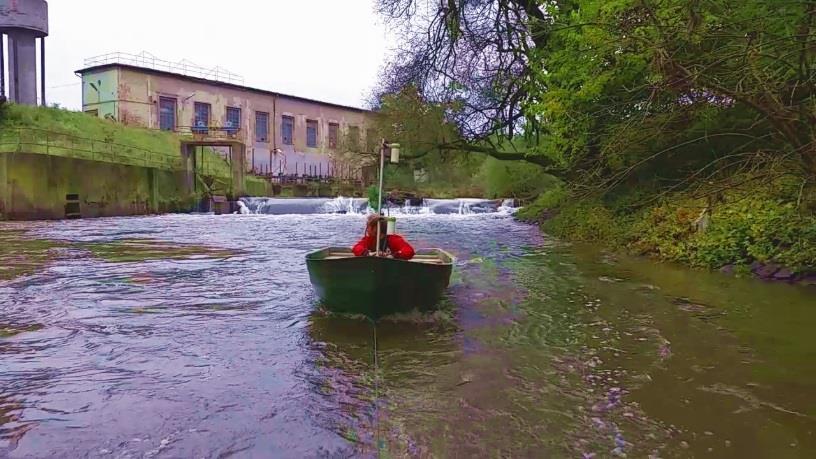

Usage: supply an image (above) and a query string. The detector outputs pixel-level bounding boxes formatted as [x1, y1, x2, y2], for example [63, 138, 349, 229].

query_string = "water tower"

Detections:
[0, 0, 48, 105]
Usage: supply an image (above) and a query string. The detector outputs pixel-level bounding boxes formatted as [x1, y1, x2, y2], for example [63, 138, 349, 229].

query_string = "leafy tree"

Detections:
[376, 0, 816, 195]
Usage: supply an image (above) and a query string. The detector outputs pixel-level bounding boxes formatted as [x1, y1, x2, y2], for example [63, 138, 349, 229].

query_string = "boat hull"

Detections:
[306, 247, 454, 317]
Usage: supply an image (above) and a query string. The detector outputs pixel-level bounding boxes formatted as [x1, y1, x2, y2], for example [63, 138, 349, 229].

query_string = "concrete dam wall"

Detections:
[0, 152, 195, 220]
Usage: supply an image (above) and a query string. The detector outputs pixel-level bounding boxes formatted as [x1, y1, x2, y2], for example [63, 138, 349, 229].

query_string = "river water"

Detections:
[0, 199, 814, 458]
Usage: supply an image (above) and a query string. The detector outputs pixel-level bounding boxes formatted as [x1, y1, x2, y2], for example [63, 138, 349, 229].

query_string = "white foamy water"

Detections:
[239, 197, 518, 216]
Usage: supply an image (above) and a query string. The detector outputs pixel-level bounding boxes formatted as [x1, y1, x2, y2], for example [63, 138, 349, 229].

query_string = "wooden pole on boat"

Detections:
[376, 139, 386, 256]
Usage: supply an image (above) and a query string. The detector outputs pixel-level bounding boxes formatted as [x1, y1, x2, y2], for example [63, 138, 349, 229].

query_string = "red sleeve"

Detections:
[388, 235, 415, 260]
[352, 236, 372, 257]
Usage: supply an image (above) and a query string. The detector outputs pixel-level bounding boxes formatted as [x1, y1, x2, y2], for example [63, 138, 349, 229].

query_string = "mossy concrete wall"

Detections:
[245, 177, 272, 197]
[0, 152, 195, 221]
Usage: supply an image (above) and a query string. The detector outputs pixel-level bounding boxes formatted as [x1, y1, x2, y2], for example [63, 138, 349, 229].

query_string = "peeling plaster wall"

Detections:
[93, 67, 372, 177]
[274, 96, 370, 177]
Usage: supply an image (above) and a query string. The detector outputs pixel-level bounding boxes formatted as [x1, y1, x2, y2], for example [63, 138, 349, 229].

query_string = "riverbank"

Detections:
[517, 175, 816, 285]
[0, 103, 274, 220]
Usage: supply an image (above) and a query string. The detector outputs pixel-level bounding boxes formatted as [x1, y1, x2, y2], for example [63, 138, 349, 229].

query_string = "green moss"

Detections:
[245, 176, 271, 196]
[0, 229, 60, 281]
[0, 323, 44, 338]
[81, 239, 235, 263]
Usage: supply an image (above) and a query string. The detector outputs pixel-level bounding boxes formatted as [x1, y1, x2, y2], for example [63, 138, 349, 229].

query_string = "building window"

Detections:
[158, 97, 176, 131]
[306, 120, 318, 148]
[347, 125, 360, 150]
[328, 122, 339, 149]
[282, 115, 294, 145]
[256, 111, 269, 143]
[194, 102, 210, 134]
[226, 107, 241, 135]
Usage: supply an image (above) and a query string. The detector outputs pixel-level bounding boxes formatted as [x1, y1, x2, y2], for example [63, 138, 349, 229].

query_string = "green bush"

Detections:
[478, 157, 559, 199]
[544, 200, 628, 244]
[690, 198, 816, 272]
[629, 202, 699, 263]
[518, 177, 816, 274]
[516, 186, 567, 222]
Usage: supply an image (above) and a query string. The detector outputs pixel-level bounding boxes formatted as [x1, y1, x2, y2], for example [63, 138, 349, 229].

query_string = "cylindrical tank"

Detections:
[0, 0, 49, 105]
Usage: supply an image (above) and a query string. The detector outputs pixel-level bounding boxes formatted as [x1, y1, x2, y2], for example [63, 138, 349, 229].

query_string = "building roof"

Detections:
[76, 63, 372, 114]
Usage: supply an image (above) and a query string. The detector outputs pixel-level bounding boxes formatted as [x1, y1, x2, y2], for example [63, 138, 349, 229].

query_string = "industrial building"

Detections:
[76, 52, 375, 176]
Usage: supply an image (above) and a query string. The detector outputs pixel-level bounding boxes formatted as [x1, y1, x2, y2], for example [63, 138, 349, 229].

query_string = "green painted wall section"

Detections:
[0, 152, 197, 221]
[82, 69, 119, 119]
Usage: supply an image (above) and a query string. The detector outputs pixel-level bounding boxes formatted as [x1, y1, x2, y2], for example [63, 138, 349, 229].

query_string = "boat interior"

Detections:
[316, 248, 452, 264]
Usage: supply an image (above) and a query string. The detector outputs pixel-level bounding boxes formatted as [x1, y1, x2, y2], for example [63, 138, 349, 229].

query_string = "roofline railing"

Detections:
[83, 51, 245, 85]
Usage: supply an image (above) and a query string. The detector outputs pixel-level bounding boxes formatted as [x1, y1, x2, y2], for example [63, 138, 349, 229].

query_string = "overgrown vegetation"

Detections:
[517, 176, 816, 274]
[0, 104, 237, 180]
[374, 0, 816, 275]
[1, 104, 181, 154]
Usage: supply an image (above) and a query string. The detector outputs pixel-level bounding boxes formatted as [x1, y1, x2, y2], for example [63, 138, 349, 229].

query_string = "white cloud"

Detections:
[43, 0, 395, 110]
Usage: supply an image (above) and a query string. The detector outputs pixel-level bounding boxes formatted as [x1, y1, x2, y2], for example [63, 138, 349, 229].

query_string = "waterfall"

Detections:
[239, 197, 517, 215]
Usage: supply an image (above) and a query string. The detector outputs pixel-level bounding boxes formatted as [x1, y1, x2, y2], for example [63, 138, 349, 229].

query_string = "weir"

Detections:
[239, 196, 517, 215]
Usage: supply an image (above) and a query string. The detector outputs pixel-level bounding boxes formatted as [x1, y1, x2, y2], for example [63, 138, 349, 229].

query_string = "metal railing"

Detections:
[253, 160, 367, 187]
[83, 51, 245, 85]
[176, 126, 243, 140]
[0, 127, 185, 171]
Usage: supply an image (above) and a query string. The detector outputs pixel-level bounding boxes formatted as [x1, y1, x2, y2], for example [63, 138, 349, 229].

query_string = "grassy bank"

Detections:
[518, 176, 816, 278]
[0, 104, 234, 179]
[0, 103, 275, 199]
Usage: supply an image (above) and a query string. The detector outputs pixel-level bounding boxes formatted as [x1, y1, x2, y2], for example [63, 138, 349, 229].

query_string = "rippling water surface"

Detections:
[1, 208, 815, 458]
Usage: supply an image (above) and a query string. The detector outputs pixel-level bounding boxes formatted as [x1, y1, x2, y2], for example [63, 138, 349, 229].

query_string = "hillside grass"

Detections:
[0, 104, 233, 179]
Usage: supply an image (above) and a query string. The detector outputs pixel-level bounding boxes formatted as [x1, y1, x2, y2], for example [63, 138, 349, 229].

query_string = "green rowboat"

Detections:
[306, 247, 454, 317]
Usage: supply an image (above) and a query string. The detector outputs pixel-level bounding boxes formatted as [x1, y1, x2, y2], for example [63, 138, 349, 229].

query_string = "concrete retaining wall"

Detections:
[0, 152, 195, 220]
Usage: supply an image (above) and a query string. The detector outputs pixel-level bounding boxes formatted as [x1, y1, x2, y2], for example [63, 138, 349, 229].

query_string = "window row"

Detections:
[157, 96, 361, 149]
[281, 115, 344, 149]
[159, 97, 243, 134]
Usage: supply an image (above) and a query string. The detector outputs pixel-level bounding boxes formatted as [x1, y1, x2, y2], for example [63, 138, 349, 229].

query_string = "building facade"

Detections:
[77, 55, 375, 176]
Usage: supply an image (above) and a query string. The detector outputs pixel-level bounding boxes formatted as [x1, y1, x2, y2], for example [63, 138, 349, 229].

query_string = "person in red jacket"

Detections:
[352, 214, 415, 260]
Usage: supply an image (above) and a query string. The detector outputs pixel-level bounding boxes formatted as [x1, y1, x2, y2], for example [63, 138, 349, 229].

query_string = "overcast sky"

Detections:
[43, 0, 395, 110]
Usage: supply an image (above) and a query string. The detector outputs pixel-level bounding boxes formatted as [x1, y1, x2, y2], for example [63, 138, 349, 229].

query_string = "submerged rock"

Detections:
[754, 263, 781, 279]
[773, 268, 795, 281]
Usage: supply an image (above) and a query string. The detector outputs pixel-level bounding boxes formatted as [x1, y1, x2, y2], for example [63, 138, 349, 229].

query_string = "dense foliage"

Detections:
[377, 0, 816, 273]
[518, 178, 816, 273]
